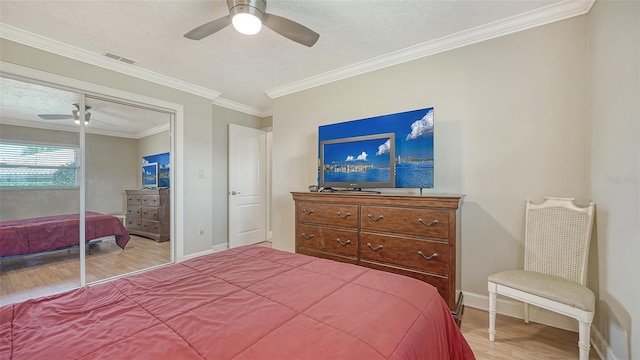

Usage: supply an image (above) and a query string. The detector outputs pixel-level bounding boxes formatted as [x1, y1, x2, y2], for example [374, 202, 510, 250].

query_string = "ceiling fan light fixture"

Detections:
[232, 12, 262, 35]
[228, 0, 266, 35]
[74, 118, 89, 126]
[184, 0, 318, 47]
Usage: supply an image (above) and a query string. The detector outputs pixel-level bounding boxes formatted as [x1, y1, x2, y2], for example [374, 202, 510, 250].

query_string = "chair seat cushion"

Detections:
[488, 270, 595, 312]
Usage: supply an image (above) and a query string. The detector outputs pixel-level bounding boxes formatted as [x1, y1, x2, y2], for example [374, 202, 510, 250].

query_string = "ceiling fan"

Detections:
[38, 103, 116, 126]
[184, 0, 319, 47]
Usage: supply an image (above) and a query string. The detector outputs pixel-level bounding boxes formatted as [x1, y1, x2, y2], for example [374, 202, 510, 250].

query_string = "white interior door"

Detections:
[228, 124, 266, 248]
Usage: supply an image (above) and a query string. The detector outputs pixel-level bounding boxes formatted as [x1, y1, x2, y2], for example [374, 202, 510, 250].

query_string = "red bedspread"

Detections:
[0, 245, 475, 360]
[0, 212, 130, 257]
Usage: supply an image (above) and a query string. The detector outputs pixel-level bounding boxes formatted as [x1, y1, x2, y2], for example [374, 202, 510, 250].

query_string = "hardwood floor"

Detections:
[461, 306, 599, 359]
[1, 235, 170, 305]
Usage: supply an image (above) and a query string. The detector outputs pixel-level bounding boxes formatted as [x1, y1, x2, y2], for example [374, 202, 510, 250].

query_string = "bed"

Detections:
[0, 212, 130, 258]
[0, 245, 475, 360]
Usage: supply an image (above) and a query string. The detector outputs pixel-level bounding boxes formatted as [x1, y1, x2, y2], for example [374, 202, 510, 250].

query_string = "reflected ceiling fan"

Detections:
[184, 0, 319, 47]
[38, 103, 116, 126]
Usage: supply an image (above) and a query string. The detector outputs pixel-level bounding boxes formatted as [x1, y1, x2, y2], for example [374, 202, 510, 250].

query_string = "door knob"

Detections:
[231, 191, 241, 195]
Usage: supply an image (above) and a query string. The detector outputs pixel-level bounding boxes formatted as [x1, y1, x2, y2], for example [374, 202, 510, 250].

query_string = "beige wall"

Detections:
[587, 1, 639, 358]
[272, 15, 589, 289]
[0, 124, 138, 219]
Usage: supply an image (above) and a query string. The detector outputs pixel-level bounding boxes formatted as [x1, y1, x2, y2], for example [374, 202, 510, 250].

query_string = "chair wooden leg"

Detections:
[523, 303, 530, 323]
[578, 321, 591, 360]
[488, 283, 497, 341]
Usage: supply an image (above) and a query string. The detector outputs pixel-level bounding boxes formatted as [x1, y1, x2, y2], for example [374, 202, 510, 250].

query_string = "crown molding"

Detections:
[212, 97, 271, 117]
[266, 0, 595, 99]
[0, 23, 269, 116]
[0, 23, 221, 101]
[135, 123, 171, 139]
[0, 0, 594, 113]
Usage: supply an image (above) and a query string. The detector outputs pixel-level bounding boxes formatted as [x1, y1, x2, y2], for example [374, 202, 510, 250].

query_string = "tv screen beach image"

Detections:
[319, 107, 434, 188]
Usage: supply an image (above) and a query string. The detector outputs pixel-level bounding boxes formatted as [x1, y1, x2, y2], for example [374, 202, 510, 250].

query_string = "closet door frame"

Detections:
[1, 62, 184, 286]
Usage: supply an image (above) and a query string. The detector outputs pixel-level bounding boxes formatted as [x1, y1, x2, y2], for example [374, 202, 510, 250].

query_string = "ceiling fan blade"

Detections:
[184, 15, 232, 40]
[38, 114, 73, 120]
[263, 13, 319, 47]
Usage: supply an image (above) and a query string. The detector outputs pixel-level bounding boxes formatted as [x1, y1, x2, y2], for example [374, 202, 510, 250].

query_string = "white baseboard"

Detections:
[590, 326, 618, 360]
[212, 243, 229, 253]
[178, 249, 214, 262]
[463, 291, 614, 360]
[178, 243, 228, 262]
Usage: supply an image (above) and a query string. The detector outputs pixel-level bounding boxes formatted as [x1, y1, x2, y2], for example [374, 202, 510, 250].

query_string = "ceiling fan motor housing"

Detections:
[228, 0, 266, 20]
[72, 103, 92, 122]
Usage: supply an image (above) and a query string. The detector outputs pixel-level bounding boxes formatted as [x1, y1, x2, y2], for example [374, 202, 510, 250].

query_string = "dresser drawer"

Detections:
[141, 195, 160, 207]
[296, 202, 357, 228]
[296, 224, 357, 257]
[127, 194, 142, 206]
[127, 206, 142, 218]
[141, 219, 162, 234]
[359, 232, 449, 276]
[359, 260, 449, 302]
[126, 217, 142, 230]
[141, 206, 159, 221]
[361, 206, 449, 239]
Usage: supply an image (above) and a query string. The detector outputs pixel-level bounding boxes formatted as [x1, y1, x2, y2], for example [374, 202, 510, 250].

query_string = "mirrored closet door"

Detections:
[83, 96, 172, 284]
[0, 76, 173, 304]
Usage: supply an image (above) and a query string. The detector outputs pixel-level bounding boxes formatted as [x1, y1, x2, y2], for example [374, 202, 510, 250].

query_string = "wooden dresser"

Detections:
[292, 192, 464, 321]
[125, 189, 170, 242]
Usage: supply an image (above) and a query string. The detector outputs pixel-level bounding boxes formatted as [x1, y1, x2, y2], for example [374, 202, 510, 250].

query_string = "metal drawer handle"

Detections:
[337, 211, 351, 219]
[302, 208, 315, 215]
[418, 251, 439, 260]
[417, 218, 439, 227]
[367, 242, 383, 251]
[302, 232, 314, 240]
[336, 238, 351, 246]
[367, 214, 384, 222]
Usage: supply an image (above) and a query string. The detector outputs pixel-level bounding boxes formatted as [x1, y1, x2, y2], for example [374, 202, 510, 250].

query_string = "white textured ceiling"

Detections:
[0, 0, 592, 128]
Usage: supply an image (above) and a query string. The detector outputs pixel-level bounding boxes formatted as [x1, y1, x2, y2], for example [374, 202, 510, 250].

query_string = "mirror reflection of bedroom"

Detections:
[0, 76, 173, 304]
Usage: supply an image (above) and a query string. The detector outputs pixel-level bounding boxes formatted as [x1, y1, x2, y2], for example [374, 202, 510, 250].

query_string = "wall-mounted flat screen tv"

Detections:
[318, 107, 434, 190]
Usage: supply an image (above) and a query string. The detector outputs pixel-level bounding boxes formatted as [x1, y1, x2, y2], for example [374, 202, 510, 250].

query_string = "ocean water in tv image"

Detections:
[324, 167, 391, 183]
[395, 162, 433, 188]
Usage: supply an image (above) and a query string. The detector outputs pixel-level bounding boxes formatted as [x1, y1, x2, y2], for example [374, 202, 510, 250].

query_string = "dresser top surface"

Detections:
[291, 192, 463, 209]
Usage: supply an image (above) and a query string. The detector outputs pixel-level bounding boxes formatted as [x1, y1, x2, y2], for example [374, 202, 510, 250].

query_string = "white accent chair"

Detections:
[488, 197, 596, 360]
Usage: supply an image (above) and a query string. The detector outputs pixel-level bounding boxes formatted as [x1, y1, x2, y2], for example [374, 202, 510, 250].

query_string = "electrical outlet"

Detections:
[198, 225, 204, 235]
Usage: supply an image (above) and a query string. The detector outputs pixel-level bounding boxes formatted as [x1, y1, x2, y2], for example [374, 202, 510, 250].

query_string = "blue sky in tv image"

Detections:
[319, 107, 434, 188]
